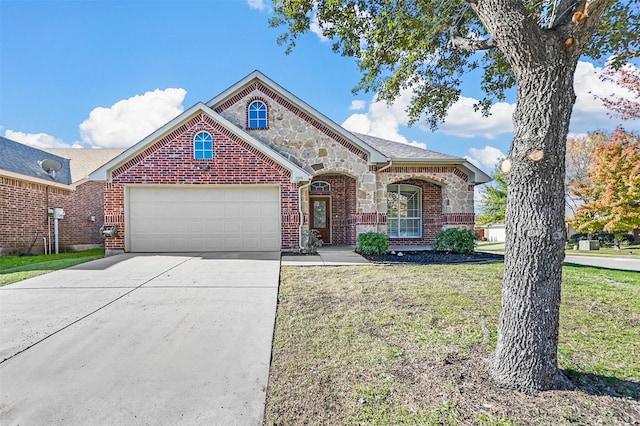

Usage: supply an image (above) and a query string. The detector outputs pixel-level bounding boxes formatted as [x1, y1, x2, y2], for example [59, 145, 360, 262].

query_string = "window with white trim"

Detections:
[247, 100, 268, 129]
[387, 184, 422, 237]
[194, 131, 213, 159]
[310, 181, 331, 192]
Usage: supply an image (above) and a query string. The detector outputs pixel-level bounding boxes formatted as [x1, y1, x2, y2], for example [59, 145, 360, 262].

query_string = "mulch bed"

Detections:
[363, 250, 504, 264]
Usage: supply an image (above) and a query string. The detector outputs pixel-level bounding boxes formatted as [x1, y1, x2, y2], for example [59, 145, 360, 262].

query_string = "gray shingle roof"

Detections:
[0, 136, 72, 184]
[352, 132, 461, 161]
[43, 148, 125, 182]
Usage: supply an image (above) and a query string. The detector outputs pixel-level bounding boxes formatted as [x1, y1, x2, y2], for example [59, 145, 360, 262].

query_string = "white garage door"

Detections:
[127, 186, 281, 252]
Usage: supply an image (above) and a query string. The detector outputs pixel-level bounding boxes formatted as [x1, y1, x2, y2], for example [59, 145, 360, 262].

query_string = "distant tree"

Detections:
[476, 167, 507, 226]
[271, 0, 638, 391]
[570, 128, 640, 249]
[565, 131, 607, 215]
[596, 63, 640, 120]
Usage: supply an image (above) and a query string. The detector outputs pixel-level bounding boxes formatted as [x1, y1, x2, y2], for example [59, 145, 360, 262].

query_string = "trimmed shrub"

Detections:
[356, 232, 389, 255]
[432, 228, 477, 254]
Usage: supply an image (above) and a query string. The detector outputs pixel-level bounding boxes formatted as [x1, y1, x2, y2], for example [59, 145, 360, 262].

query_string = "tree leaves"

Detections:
[570, 128, 640, 234]
[270, 0, 638, 128]
[476, 166, 508, 226]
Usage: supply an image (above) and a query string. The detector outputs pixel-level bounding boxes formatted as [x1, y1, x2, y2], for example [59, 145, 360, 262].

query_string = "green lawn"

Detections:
[0, 248, 105, 287]
[266, 263, 640, 425]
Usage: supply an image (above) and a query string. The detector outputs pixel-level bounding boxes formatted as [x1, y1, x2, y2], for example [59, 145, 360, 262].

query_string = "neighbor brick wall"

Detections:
[0, 177, 105, 254]
[103, 113, 300, 252]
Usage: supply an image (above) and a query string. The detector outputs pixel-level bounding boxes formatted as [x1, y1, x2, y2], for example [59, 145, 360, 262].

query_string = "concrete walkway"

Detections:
[281, 246, 370, 266]
[0, 252, 280, 426]
[564, 254, 640, 272]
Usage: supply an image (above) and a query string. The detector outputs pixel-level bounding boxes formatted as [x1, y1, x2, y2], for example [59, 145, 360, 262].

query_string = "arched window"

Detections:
[310, 181, 331, 192]
[247, 100, 268, 129]
[387, 184, 422, 238]
[194, 131, 213, 159]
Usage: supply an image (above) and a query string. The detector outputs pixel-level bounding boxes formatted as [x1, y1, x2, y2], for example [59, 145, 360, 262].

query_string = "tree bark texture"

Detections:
[470, 0, 595, 390]
[492, 65, 575, 390]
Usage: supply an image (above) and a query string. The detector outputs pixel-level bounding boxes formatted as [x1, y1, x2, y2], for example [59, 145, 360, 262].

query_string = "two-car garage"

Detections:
[126, 185, 281, 252]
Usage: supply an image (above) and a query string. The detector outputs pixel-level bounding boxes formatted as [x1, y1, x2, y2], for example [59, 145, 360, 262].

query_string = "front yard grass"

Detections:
[0, 248, 105, 287]
[266, 263, 640, 425]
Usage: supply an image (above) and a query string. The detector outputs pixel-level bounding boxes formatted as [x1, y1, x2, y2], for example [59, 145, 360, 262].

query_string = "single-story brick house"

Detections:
[0, 136, 123, 255]
[90, 71, 490, 255]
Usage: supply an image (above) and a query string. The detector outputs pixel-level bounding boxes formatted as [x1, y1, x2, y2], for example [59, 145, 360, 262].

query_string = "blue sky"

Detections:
[1, 0, 638, 173]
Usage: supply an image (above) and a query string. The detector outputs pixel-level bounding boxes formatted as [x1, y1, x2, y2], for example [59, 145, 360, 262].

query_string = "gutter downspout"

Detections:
[374, 160, 393, 227]
[298, 181, 311, 250]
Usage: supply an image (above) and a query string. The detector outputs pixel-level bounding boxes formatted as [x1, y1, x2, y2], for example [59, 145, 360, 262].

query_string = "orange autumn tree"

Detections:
[565, 131, 608, 216]
[571, 127, 640, 248]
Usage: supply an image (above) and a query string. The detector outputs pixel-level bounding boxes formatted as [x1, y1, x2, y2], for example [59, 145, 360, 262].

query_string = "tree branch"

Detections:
[549, 0, 581, 28]
[448, 12, 495, 51]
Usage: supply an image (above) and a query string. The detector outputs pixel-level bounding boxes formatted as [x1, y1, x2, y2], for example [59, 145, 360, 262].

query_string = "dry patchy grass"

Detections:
[265, 263, 639, 425]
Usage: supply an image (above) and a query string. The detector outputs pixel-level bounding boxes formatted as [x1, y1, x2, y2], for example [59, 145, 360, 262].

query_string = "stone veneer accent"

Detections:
[214, 83, 380, 215]
[213, 83, 476, 246]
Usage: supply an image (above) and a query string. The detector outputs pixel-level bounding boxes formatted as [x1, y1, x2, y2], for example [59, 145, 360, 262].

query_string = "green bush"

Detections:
[432, 228, 477, 254]
[356, 232, 389, 255]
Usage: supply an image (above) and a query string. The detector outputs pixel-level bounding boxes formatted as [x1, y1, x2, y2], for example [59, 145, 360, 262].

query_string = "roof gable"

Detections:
[89, 103, 311, 183]
[0, 136, 72, 185]
[206, 70, 388, 163]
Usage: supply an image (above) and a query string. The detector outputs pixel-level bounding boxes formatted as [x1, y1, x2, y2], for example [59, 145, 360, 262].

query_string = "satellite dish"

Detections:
[40, 159, 63, 180]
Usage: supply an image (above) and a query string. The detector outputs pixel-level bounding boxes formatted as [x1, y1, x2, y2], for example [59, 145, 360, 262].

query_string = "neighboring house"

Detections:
[90, 71, 490, 255]
[482, 223, 506, 242]
[0, 136, 122, 255]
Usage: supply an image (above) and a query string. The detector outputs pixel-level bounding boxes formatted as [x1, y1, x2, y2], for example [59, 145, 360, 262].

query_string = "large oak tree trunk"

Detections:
[490, 63, 577, 390]
[468, 0, 604, 392]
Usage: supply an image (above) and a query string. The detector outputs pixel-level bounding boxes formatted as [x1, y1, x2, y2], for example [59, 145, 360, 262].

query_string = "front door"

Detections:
[310, 197, 331, 244]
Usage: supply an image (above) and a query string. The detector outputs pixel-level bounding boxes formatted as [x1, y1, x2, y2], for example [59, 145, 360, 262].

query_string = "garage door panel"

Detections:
[128, 186, 281, 252]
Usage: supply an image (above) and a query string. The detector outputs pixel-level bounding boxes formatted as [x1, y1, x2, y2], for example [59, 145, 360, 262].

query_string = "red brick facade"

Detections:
[310, 175, 358, 245]
[102, 114, 300, 252]
[0, 177, 105, 254]
[384, 179, 445, 247]
[306, 176, 466, 247]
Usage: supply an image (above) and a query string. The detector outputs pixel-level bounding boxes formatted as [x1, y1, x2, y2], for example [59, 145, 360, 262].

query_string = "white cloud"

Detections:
[342, 88, 427, 148]
[436, 97, 515, 139]
[247, 0, 270, 12]
[342, 59, 639, 150]
[310, 12, 330, 42]
[79, 88, 186, 148]
[465, 146, 505, 170]
[571, 61, 640, 132]
[4, 130, 80, 149]
[349, 100, 367, 111]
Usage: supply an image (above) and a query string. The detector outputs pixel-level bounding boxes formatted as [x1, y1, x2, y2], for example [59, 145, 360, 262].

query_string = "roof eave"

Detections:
[89, 102, 311, 184]
[1, 169, 75, 190]
[90, 104, 208, 182]
[373, 158, 492, 185]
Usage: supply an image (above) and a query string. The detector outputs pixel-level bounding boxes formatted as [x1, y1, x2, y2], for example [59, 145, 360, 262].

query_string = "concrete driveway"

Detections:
[0, 252, 281, 425]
